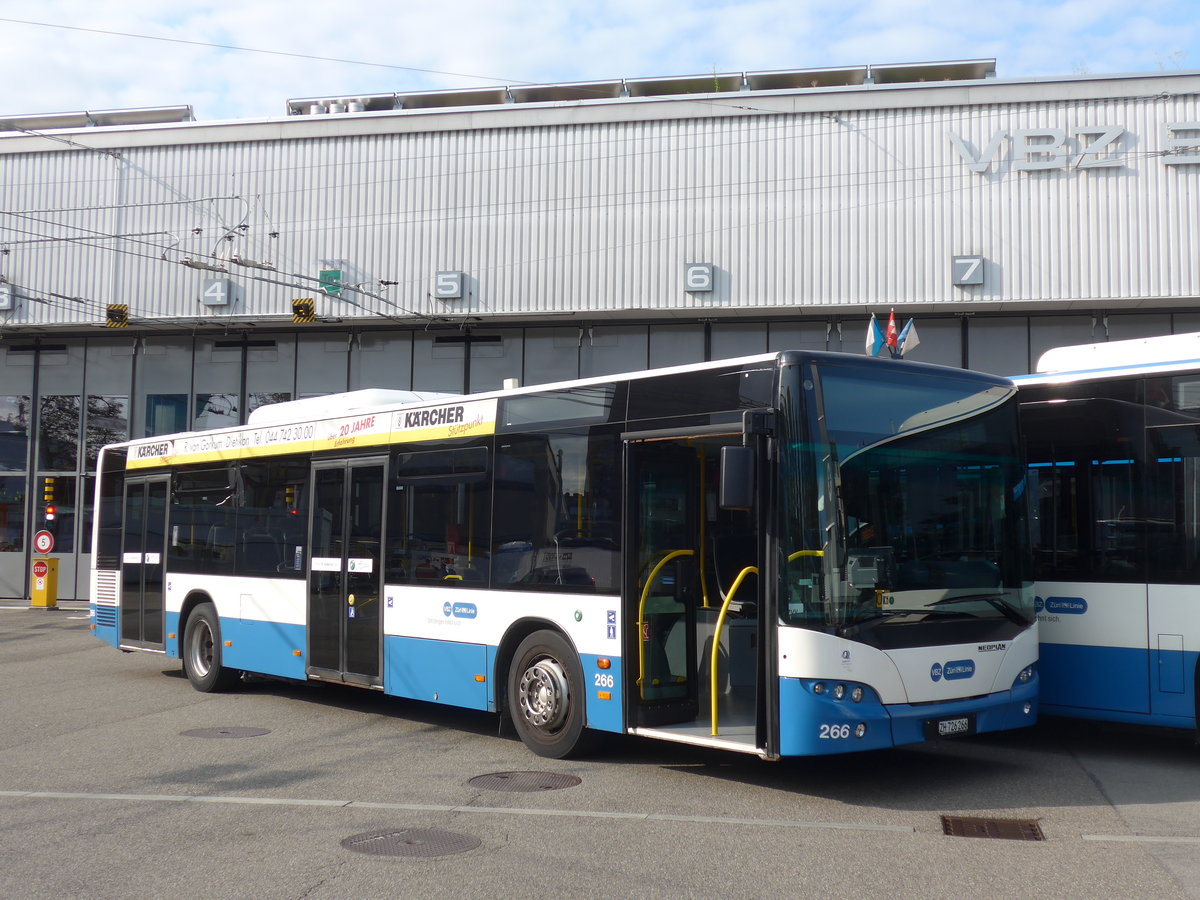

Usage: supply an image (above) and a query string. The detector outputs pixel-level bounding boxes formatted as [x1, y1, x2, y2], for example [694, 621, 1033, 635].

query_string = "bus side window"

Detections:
[492, 431, 620, 593]
[388, 445, 491, 587]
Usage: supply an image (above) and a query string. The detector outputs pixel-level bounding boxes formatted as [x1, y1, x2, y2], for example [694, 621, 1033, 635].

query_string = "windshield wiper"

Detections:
[929, 593, 1032, 625]
[837, 608, 977, 634]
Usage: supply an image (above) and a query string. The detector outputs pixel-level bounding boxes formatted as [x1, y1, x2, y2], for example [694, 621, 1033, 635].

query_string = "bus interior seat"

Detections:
[206, 525, 235, 560]
[711, 533, 758, 613]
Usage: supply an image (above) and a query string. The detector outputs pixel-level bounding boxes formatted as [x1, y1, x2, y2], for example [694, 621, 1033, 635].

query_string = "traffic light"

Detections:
[42, 477, 56, 521]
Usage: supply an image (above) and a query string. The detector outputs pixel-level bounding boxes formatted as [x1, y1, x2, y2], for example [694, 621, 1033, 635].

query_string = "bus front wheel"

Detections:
[508, 630, 590, 759]
[182, 602, 242, 693]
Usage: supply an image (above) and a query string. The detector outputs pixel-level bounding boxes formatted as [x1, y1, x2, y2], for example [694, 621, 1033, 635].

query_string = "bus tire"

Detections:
[182, 602, 242, 693]
[508, 630, 590, 759]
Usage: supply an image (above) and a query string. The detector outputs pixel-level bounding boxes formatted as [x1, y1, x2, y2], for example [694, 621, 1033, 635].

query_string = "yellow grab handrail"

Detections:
[710, 565, 758, 736]
[788, 549, 824, 561]
[636, 548, 695, 698]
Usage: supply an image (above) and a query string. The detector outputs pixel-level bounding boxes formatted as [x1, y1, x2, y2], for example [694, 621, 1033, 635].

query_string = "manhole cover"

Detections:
[468, 771, 581, 792]
[941, 815, 1045, 841]
[180, 727, 271, 739]
[341, 829, 481, 857]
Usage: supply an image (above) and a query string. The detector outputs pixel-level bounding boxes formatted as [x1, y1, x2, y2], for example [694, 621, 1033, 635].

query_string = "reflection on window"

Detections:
[236, 457, 308, 578]
[1022, 390, 1146, 582]
[145, 394, 187, 437]
[0, 475, 24, 552]
[387, 445, 491, 587]
[248, 392, 292, 415]
[86, 395, 129, 468]
[0, 395, 31, 472]
[194, 393, 240, 431]
[95, 450, 126, 568]
[170, 467, 238, 573]
[39, 395, 81, 471]
[492, 431, 620, 591]
[501, 385, 617, 428]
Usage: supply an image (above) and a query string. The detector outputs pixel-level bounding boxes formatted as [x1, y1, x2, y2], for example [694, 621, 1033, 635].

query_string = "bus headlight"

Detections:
[850, 686, 864, 703]
[812, 682, 826, 695]
[832, 683, 846, 700]
[1016, 664, 1035, 685]
[854, 723, 867, 738]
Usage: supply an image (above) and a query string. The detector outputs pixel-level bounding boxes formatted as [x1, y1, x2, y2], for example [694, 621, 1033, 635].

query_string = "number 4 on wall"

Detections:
[952, 255, 985, 286]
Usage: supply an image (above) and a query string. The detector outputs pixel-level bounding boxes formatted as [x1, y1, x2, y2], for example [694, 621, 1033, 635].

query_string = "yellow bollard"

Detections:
[30, 557, 58, 609]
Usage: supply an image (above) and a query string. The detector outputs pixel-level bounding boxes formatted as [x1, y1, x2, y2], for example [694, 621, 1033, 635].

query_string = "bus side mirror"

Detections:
[719, 446, 754, 511]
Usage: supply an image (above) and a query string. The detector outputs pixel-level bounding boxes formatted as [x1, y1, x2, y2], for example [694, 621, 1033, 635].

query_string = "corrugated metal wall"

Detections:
[1, 82, 1198, 329]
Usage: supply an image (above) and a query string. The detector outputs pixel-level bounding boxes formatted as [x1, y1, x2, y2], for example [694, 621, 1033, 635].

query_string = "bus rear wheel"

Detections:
[508, 630, 590, 759]
[182, 602, 242, 693]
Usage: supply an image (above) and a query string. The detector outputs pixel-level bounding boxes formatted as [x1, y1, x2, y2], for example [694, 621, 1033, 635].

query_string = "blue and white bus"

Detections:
[91, 350, 1037, 759]
[1016, 332, 1200, 736]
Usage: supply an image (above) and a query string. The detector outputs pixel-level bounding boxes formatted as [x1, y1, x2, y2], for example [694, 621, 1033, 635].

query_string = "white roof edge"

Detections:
[1035, 331, 1200, 374]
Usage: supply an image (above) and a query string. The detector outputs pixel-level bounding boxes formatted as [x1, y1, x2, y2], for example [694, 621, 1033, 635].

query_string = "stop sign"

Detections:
[32, 560, 48, 579]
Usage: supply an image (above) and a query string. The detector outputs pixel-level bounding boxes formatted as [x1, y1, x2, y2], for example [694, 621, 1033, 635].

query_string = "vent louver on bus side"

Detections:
[94, 569, 119, 605]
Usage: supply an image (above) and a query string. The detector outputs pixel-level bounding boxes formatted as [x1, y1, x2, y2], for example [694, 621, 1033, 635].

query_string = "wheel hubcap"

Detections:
[518, 657, 569, 731]
[189, 621, 214, 677]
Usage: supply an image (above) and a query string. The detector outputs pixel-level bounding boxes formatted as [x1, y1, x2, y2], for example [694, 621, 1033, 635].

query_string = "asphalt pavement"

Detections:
[2, 602, 1198, 899]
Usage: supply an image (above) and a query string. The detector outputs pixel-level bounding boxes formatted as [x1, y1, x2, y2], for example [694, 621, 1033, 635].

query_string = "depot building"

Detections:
[1, 58, 1198, 598]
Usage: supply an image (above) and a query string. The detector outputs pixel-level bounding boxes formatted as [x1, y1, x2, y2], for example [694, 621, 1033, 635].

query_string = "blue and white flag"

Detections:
[865, 313, 886, 357]
[898, 319, 920, 356]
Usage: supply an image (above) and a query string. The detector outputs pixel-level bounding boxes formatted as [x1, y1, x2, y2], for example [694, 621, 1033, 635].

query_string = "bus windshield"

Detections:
[778, 362, 1034, 646]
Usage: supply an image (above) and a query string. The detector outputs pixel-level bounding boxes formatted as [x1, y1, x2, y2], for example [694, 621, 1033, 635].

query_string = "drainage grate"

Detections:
[468, 771, 582, 792]
[341, 829, 481, 858]
[180, 727, 271, 739]
[941, 815, 1046, 841]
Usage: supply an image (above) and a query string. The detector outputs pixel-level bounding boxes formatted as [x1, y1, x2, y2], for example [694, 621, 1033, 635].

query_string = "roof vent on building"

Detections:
[0, 105, 195, 133]
[285, 59, 996, 117]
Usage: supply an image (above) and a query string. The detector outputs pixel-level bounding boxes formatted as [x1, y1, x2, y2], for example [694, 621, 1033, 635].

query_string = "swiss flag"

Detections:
[885, 310, 899, 350]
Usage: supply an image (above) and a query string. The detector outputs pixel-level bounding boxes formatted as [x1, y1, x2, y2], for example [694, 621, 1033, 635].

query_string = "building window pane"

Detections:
[194, 393, 240, 431]
[146, 394, 188, 437]
[0, 475, 24, 551]
[581, 326, 647, 378]
[648, 325, 705, 368]
[0, 395, 31, 472]
[39, 395, 81, 471]
[85, 395, 129, 469]
[522, 329, 579, 387]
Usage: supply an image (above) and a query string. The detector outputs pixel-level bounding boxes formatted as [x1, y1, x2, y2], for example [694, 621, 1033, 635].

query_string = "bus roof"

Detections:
[1015, 332, 1200, 387]
[111, 348, 1011, 461]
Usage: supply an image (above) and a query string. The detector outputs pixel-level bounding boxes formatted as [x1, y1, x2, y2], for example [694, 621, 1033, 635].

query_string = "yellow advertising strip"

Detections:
[126, 398, 498, 469]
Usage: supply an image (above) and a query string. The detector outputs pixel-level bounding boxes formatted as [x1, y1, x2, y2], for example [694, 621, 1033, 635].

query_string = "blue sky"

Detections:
[0, 0, 1196, 121]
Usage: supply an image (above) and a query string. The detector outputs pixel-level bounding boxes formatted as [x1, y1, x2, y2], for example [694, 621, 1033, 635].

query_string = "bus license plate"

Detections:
[925, 715, 975, 739]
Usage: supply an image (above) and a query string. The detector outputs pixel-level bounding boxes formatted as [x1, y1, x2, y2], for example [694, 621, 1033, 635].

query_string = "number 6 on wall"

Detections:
[684, 263, 714, 292]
